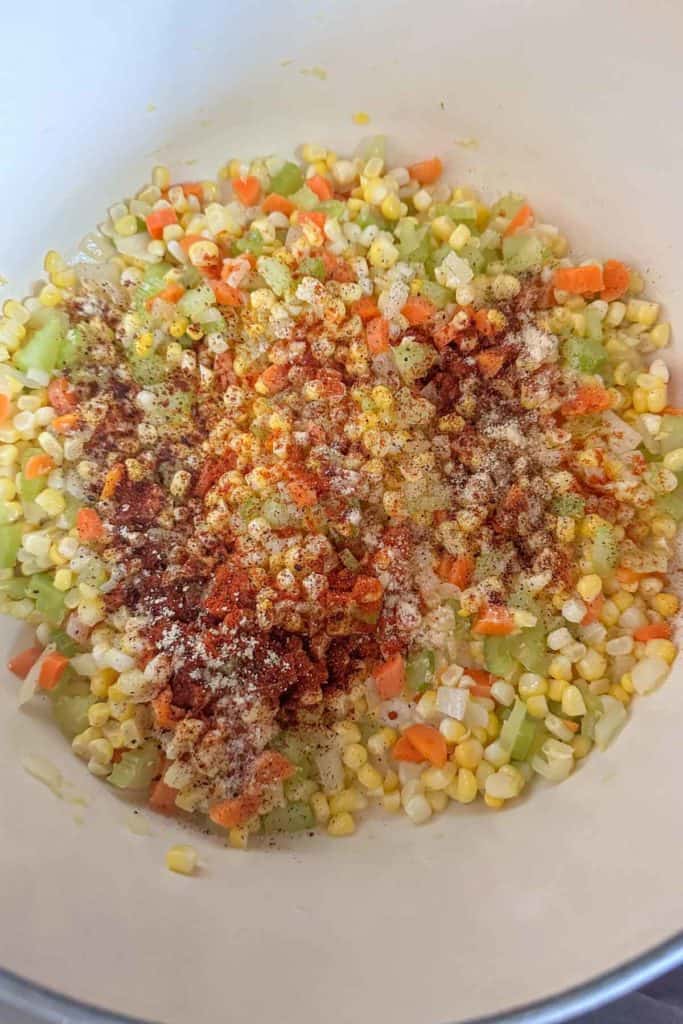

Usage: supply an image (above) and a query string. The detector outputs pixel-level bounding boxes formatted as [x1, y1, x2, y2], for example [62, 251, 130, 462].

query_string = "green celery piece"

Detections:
[418, 280, 452, 309]
[339, 548, 360, 571]
[500, 698, 527, 751]
[459, 241, 486, 274]
[14, 317, 64, 374]
[258, 257, 292, 297]
[298, 257, 326, 280]
[355, 208, 389, 231]
[49, 628, 84, 657]
[271, 732, 313, 774]
[234, 229, 265, 256]
[2, 576, 29, 600]
[512, 622, 549, 675]
[261, 497, 293, 528]
[655, 473, 683, 521]
[289, 185, 319, 211]
[396, 220, 429, 259]
[238, 496, 262, 522]
[57, 327, 85, 370]
[490, 194, 526, 218]
[0, 524, 22, 569]
[425, 243, 452, 279]
[585, 307, 603, 342]
[317, 199, 345, 219]
[176, 283, 215, 320]
[591, 524, 619, 576]
[511, 718, 537, 760]
[150, 388, 194, 428]
[27, 572, 66, 625]
[658, 415, 683, 455]
[261, 800, 315, 834]
[449, 201, 477, 223]
[51, 676, 95, 739]
[552, 493, 586, 518]
[128, 353, 166, 386]
[133, 262, 172, 312]
[502, 235, 544, 273]
[483, 635, 517, 679]
[562, 335, 606, 374]
[269, 162, 304, 196]
[392, 339, 437, 383]
[406, 649, 435, 692]
[108, 741, 160, 791]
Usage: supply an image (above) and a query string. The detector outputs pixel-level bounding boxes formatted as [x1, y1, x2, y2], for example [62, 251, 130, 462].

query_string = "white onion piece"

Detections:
[603, 411, 642, 453]
[17, 643, 54, 707]
[314, 746, 344, 794]
[464, 700, 489, 729]
[436, 686, 469, 721]
[66, 613, 90, 645]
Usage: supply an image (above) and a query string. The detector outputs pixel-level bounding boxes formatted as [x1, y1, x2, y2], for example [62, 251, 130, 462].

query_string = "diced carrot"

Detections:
[24, 454, 54, 480]
[149, 779, 178, 815]
[553, 265, 604, 295]
[152, 688, 179, 730]
[233, 176, 261, 206]
[474, 309, 498, 338]
[306, 174, 333, 201]
[180, 182, 204, 200]
[476, 348, 506, 378]
[254, 751, 296, 786]
[47, 377, 77, 414]
[156, 282, 185, 304]
[8, 646, 43, 679]
[209, 280, 244, 307]
[209, 792, 262, 828]
[562, 719, 580, 734]
[391, 734, 425, 763]
[262, 193, 296, 216]
[465, 667, 494, 698]
[352, 575, 383, 605]
[615, 566, 650, 584]
[437, 553, 474, 590]
[297, 210, 326, 230]
[51, 412, 80, 434]
[503, 203, 533, 238]
[320, 250, 356, 282]
[633, 622, 672, 643]
[663, 407, 683, 416]
[581, 593, 604, 626]
[76, 507, 105, 542]
[402, 295, 437, 326]
[561, 384, 612, 417]
[366, 316, 390, 354]
[402, 723, 448, 767]
[0, 394, 10, 423]
[373, 653, 405, 700]
[287, 479, 318, 508]
[100, 463, 124, 500]
[600, 260, 630, 302]
[408, 157, 443, 185]
[145, 206, 178, 240]
[38, 651, 69, 691]
[178, 233, 205, 255]
[351, 296, 381, 322]
[472, 606, 516, 636]
[258, 363, 290, 395]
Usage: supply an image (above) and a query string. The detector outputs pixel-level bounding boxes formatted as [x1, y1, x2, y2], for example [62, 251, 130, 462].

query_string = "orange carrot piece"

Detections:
[24, 454, 54, 480]
[209, 280, 244, 307]
[472, 606, 516, 636]
[152, 688, 179, 730]
[373, 653, 406, 700]
[553, 265, 604, 295]
[402, 723, 448, 767]
[0, 394, 10, 423]
[47, 377, 77, 414]
[254, 751, 296, 786]
[287, 479, 317, 508]
[408, 157, 443, 185]
[258, 363, 290, 395]
[474, 309, 498, 338]
[306, 174, 333, 201]
[561, 384, 612, 417]
[351, 296, 381, 322]
[51, 412, 80, 434]
[100, 463, 124, 500]
[8, 646, 43, 679]
[179, 182, 204, 200]
[633, 622, 672, 643]
[437, 553, 474, 590]
[476, 348, 506, 378]
[503, 203, 533, 238]
[149, 779, 178, 815]
[465, 667, 494, 698]
[366, 316, 390, 354]
[156, 282, 185, 304]
[402, 296, 437, 326]
[392, 734, 425, 763]
[76, 507, 105, 542]
[581, 593, 605, 626]
[297, 210, 326, 230]
[600, 260, 630, 302]
[178, 233, 205, 255]
[145, 206, 178, 240]
[38, 651, 69, 691]
[262, 193, 296, 216]
[209, 792, 261, 828]
[233, 176, 262, 206]
[663, 407, 683, 416]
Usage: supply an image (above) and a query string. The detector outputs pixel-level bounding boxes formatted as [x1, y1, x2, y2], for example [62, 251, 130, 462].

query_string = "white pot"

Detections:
[0, 2, 682, 1022]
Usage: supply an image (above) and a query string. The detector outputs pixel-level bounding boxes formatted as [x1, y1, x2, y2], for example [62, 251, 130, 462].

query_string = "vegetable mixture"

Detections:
[2, 138, 679, 851]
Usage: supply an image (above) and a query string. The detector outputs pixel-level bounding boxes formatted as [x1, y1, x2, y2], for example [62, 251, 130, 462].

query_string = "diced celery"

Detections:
[27, 573, 66, 625]
[459, 241, 486, 274]
[396, 220, 430, 260]
[406, 649, 435, 692]
[355, 209, 389, 231]
[289, 186, 319, 211]
[500, 698, 527, 751]
[591, 524, 619, 576]
[108, 741, 160, 791]
[234, 229, 265, 256]
[393, 338, 437, 383]
[261, 800, 315, 834]
[502, 235, 544, 273]
[269, 162, 304, 196]
[490, 194, 526, 218]
[317, 199, 346, 220]
[238, 496, 261, 522]
[133, 262, 172, 312]
[339, 548, 360, 571]
[425, 243, 452, 279]
[258, 257, 292, 297]
[51, 675, 95, 739]
[177, 283, 215, 320]
[474, 548, 511, 581]
[49, 628, 84, 657]
[128, 353, 166, 386]
[417, 280, 453, 309]
[551, 493, 585, 518]
[512, 622, 549, 675]
[562, 335, 606, 374]
[585, 307, 603, 342]
[149, 389, 194, 428]
[271, 732, 313, 774]
[483, 635, 517, 678]
[0, 524, 22, 569]
[298, 257, 326, 280]
[14, 317, 65, 374]
[511, 718, 537, 760]
[449, 201, 477, 223]
[658, 415, 683, 455]
[261, 497, 293, 528]
[1, 576, 30, 600]
[655, 473, 683, 521]
[57, 327, 85, 370]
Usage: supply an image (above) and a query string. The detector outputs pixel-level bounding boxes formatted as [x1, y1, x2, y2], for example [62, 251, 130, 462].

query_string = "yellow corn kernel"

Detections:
[600, 599, 620, 627]
[382, 769, 399, 793]
[448, 224, 471, 251]
[653, 592, 679, 617]
[87, 702, 110, 728]
[90, 668, 117, 699]
[577, 650, 607, 682]
[556, 516, 576, 543]
[447, 767, 478, 804]
[471, 726, 488, 744]
[484, 794, 504, 810]
[53, 568, 73, 592]
[650, 322, 670, 348]
[329, 788, 366, 814]
[427, 790, 448, 813]
[439, 718, 468, 745]
[310, 792, 331, 824]
[609, 684, 630, 705]
[645, 638, 676, 664]
[627, 298, 659, 327]
[526, 695, 549, 718]
[367, 727, 397, 758]
[152, 165, 171, 189]
[357, 763, 383, 790]
[576, 574, 603, 602]
[53, 268, 77, 289]
[572, 734, 592, 759]
[561, 684, 587, 717]
[518, 674, 548, 700]
[631, 388, 648, 413]
[431, 215, 455, 241]
[613, 590, 634, 613]
[333, 720, 362, 746]
[646, 388, 667, 414]
[135, 331, 154, 357]
[486, 711, 500, 740]
[166, 844, 198, 875]
[341, 742, 368, 771]
[35, 489, 66, 516]
[580, 514, 605, 538]
[367, 237, 398, 270]
[228, 826, 249, 850]
[382, 790, 401, 812]
[421, 762, 457, 791]
[39, 284, 63, 307]
[327, 812, 356, 837]
[380, 193, 402, 220]
[620, 672, 634, 695]
[548, 677, 569, 702]
[454, 738, 483, 770]
[114, 214, 138, 237]
[549, 656, 572, 681]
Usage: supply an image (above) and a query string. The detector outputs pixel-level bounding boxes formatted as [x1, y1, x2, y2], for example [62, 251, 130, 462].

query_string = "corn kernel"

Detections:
[87, 702, 110, 728]
[228, 827, 249, 850]
[53, 568, 73, 592]
[431, 215, 455, 241]
[135, 331, 154, 356]
[39, 285, 63, 307]
[166, 844, 198, 875]
[549, 655, 572, 681]
[310, 792, 330, 824]
[620, 672, 634, 694]
[334, 720, 361, 746]
[380, 193, 402, 220]
[650, 322, 670, 348]
[342, 742, 368, 771]
[609, 684, 630, 705]
[367, 237, 398, 269]
[613, 590, 634, 613]
[653, 592, 679, 617]
[114, 214, 138, 237]
[526, 695, 549, 718]
[383, 769, 399, 793]
[357, 763, 383, 790]
[600, 599, 620, 627]
[367, 727, 397, 757]
[448, 224, 471, 251]
[484, 794, 504, 810]
[454, 738, 483, 770]
[577, 649, 607, 682]
[439, 718, 469, 744]
[382, 790, 401, 812]
[427, 790, 448, 812]
[561, 684, 587, 717]
[327, 812, 356, 837]
[645, 638, 676, 664]
[329, 788, 366, 814]
[421, 762, 457, 790]
[576, 574, 603, 602]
